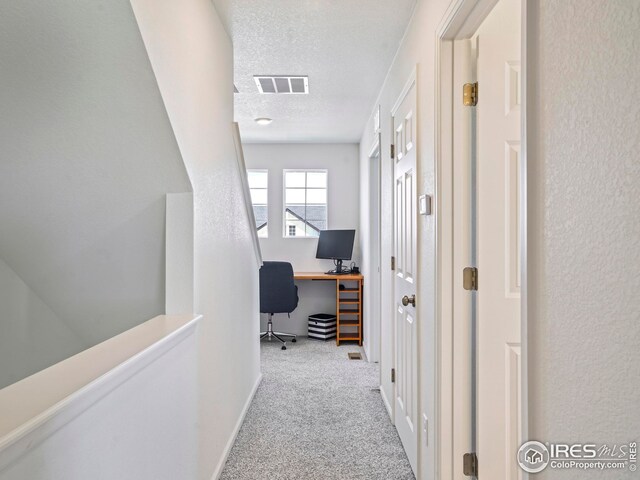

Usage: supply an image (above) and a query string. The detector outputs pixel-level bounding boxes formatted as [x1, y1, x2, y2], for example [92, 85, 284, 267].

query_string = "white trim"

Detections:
[210, 373, 263, 480]
[0, 315, 202, 465]
[391, 67, 417, 116]
[368, 135, 380, 159]
[246, 168, 269, 238]
[233, 123, 263, 266]
[520, 2, 530, 477]
[282, 169, 328, 238]
[365, 132, 382, 364]
[434, 0, 529, 478]
[380, 383, 394, 421]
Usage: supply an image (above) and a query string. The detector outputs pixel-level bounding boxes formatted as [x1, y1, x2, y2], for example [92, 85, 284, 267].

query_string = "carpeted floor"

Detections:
[219, 337, 415, 480]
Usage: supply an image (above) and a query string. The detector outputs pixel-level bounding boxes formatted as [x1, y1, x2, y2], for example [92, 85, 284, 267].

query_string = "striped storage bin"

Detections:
[308, 313, 337, 340]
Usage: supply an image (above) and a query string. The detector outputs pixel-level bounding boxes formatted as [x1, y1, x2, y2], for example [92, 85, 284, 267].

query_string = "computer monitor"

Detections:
[316, 229, 356, 274]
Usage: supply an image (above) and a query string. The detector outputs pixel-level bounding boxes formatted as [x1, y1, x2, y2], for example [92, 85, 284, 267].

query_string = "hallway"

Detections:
[220, 339, 415, 480]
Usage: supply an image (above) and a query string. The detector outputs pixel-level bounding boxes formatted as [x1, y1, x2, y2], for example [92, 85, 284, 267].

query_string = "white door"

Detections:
[474, 0, 522, 477]
[393, 78, 418, 474]
[367, 139, 382, 363]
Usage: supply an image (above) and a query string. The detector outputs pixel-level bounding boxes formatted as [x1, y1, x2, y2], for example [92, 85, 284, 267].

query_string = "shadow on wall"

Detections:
[36, 199, 169, 347]
[0, 0, 192, 388]
[0, 199, 177, 389]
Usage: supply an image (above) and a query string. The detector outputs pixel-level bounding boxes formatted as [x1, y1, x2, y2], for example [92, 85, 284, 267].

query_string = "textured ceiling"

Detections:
[211, 0, 416, 143]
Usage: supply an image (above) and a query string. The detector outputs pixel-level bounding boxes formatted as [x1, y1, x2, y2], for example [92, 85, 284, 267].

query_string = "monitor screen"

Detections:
[315, 230, 356, 261]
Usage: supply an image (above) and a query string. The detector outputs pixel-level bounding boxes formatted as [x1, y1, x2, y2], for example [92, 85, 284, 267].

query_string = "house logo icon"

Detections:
[525, 448, 543, 464]
[518, 441, 550, 473]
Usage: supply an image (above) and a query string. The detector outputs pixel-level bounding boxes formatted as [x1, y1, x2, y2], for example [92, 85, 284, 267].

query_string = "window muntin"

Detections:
[247, 170, 268, 238]
[284, 170, 327, 238]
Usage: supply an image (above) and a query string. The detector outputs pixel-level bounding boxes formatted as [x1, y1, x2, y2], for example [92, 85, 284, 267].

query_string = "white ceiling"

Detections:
[211, 0, 416, 143]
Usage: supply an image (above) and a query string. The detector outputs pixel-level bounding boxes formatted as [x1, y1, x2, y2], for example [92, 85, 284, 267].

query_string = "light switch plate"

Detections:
[419, 194, 432, 215]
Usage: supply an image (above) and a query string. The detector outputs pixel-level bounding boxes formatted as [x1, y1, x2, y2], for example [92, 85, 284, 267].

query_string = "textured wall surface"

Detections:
[130, 0, 262, 478]
[528, 1, 640, 478]
[0, 0, 192, 381]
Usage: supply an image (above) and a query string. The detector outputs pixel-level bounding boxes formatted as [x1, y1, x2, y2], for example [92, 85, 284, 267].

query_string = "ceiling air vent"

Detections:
[254, 76, 309, 94]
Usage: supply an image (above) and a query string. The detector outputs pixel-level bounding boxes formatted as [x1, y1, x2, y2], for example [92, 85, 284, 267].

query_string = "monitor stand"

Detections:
[326, 259, 349, 275]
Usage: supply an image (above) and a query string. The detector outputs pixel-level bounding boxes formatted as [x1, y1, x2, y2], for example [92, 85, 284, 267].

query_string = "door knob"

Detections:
[402, 294, 416, 307]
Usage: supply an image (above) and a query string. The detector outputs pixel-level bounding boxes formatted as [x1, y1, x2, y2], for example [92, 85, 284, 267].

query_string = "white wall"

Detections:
[243, 143, 360, 336]
[0, 0, 192, 364]
[165, 193, 194, 315]
[360, 1, 640, 479]
[528, 2, 640, 478]
[359, 0, 453, 476]
[129, 1, 262, 479]
[0, 258, 86, 389]
[0, 316, 199, 480]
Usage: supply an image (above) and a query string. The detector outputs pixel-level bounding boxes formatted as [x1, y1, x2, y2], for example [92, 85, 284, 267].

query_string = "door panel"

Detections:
[474, 0, 521, 477]
[393, 79, 418, 475]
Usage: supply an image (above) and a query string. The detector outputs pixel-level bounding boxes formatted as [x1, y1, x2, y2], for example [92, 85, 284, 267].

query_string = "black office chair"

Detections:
[259, 261, 298, 350]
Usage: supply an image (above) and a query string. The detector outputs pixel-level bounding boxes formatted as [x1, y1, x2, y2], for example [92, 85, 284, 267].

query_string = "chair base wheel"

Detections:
[292, 338, 297, 343]
[281, 345, 287, 350]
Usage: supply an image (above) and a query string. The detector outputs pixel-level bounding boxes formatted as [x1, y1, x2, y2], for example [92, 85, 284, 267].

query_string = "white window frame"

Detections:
[282, 169, 328, 239]
[247, 169, 269, 238]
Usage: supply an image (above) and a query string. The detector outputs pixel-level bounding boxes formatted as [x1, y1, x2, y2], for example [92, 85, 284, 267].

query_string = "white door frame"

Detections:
[391, 68, 419, 475]
[367, 133, 382, 364]
[434, 0, 529, 478]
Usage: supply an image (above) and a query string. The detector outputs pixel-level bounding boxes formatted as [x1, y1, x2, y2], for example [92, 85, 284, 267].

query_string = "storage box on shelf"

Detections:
[293, 272, 363, 346]
[308, 313, 337, 340]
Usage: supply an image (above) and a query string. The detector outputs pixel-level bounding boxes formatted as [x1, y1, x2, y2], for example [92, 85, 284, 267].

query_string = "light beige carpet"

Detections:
[220, 337, 415, 480]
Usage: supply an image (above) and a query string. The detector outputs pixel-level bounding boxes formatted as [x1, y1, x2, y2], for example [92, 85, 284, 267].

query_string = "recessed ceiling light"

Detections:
[254, 117, 273, 125]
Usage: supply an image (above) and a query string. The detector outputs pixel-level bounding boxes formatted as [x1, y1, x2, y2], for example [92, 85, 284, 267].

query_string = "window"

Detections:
[247, 170, 268, 238]
[284, 170, 327, 238]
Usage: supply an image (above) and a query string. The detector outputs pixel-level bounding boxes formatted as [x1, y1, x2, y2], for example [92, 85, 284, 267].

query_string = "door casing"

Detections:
[434, 0, 529, 478]
[366, 134, 382, 364]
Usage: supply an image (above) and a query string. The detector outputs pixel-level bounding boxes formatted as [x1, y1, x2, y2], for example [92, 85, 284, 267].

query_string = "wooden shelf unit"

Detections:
[336, 277, 363, 346]
[294, 272, 363, 346]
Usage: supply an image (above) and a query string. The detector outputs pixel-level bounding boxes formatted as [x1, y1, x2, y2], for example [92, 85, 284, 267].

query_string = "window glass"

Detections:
[285, 171, 306, 188]
[284, 170, 328, 238]
[306, 172, 327, 188]
[247, 169, 268, 238]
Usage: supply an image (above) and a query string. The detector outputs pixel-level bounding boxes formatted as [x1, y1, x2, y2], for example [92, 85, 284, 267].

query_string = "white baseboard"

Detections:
[210, 373, 263, 480]
[380, 385, 394, 423]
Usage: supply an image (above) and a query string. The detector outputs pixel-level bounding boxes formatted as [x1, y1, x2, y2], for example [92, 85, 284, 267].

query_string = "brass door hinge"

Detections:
[391, 368, 396, 383]
[390, 144, 395, 159]
[463, 267, 478, 291]
[463, 82, 478, 106]
[391, 256, 396, 271]
[463, 452, 478, 477]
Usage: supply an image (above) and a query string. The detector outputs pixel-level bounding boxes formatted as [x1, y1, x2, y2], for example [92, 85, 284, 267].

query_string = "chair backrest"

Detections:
[259, 261, 299, 314]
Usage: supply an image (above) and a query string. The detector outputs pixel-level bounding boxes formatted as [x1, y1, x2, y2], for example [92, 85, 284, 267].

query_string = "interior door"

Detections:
[393, 78, 418, 474]
[473, 0, 522, 477]
[367, 137, 382, 363]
